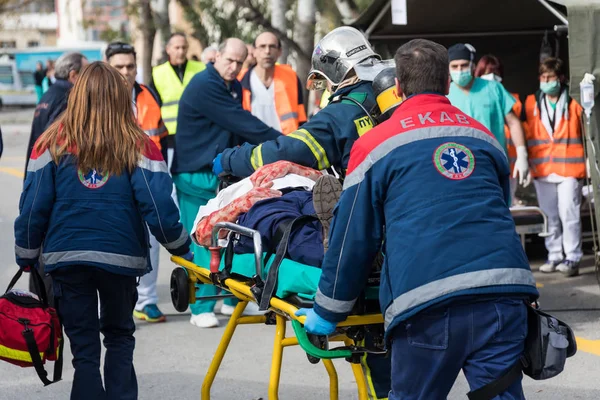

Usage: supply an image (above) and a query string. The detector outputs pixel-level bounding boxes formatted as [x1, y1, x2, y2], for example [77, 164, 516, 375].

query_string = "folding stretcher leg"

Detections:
[268, 314, 286, 400]
[345, 338, 369, 400]
[322, 359, 339, 400]
[201, 301, 248, 400]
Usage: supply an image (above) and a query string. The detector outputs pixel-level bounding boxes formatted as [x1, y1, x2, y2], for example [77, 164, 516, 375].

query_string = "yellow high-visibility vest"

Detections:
[152, 60, 206, 135]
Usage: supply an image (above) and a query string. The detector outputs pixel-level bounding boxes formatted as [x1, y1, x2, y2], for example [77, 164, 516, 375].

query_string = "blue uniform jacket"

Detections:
[221, 81, 377, 177]
[25, 79, 72, 175]
[172, 63, 281, 174]
[313, 94, 539, 341]
[14, 139, 191, 276]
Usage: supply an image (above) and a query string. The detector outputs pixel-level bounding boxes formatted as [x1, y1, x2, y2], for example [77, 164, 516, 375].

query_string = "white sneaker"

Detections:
[557, 260, 580, 277]
[190, 312, 219, 328]
[220, 304, 235, 316]
[242, 301, 267, 316]
[539, 260, 561, 273]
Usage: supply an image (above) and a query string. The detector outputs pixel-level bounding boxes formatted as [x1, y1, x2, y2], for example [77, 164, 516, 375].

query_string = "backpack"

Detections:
[0, 267, 64, 386]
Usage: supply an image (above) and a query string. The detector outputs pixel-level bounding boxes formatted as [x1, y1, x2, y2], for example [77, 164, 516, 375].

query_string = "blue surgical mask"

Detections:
[540, 80, 561, 96]
[451, 70, 473, 87]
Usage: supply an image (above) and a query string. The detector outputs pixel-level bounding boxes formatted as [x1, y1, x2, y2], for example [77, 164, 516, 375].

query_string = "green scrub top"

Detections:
[447, 77, 515, 152]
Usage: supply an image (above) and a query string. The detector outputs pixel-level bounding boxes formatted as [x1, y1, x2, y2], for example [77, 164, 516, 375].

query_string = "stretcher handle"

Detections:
[510, 206, 551, 237]
[211, 222, 263, 279]
[291, 320, 353, 360]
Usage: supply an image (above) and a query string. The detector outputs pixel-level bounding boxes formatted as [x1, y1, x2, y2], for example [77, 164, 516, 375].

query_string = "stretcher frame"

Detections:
[170, 222, 385, 400]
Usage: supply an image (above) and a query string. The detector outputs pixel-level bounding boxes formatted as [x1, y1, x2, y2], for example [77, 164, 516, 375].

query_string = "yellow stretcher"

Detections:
[169, 222, 385, 400]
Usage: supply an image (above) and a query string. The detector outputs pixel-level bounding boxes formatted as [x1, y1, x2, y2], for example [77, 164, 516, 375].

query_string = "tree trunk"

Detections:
[295, 0, 316, 105]
[139, 0, 157, 85]
[270, 0, 288, 63]
[334, 0, 359, 24]
[152, 0, 170, 63]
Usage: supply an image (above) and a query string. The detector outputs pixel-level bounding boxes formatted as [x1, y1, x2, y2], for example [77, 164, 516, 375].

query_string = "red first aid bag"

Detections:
[0, 267, 63, 386]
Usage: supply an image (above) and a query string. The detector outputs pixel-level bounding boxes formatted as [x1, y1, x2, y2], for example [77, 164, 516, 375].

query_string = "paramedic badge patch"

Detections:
[433, 143, 475, 180]
[78, 169, 109, 189]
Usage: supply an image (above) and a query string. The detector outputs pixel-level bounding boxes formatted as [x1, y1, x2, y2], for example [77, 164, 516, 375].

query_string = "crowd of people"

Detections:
[13, 25, 587, 399]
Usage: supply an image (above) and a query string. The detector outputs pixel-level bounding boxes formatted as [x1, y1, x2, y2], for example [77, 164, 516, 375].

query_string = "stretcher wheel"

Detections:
[170, 267, 189, 312]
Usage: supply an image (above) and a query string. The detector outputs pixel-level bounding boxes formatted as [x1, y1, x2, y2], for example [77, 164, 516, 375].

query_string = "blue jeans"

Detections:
[52, 267, 138, 400]
[389, 298, 527, 400]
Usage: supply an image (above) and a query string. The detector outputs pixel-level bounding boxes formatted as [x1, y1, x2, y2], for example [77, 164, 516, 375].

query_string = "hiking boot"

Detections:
[557, 260, 580, 277]
[133, 304, 166, 323]
[313, 175, 343, 253]
[539, 260, 562, 273]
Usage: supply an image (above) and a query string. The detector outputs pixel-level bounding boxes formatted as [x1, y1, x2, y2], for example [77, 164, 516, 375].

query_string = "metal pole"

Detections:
[370, 29, 550, 41]
[537, 0, 569, 25]
[365, 0, 392, 38]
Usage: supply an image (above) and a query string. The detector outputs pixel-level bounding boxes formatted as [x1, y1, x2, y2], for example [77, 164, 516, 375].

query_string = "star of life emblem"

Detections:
[433, 143, 475, 180]
[78, 169, 110, 189]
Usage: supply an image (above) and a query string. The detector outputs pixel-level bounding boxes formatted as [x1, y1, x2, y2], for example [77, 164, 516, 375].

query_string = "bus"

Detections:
[0, 44, 106, 107]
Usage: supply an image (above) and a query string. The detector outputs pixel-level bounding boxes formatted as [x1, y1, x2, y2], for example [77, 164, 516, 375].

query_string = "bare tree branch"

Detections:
[334, 0, 359, 24]
[232, 0, 311, 60]
[174, 0, 208, 48]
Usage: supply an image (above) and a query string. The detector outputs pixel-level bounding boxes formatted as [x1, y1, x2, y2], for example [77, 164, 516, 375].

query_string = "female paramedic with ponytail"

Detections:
[14, 62, 193, 400]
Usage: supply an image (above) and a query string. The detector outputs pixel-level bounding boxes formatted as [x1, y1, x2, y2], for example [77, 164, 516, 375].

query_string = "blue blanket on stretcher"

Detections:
[234, 190, 324, 267]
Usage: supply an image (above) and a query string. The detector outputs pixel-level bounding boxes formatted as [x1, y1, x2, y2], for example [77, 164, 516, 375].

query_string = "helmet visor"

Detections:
[306, 70, 330, 91]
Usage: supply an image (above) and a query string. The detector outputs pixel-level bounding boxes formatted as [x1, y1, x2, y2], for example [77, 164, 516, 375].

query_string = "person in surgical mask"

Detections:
[447, 44, 530, 188]
[475, 54, 525, 204]
[523, 57, 585, 278]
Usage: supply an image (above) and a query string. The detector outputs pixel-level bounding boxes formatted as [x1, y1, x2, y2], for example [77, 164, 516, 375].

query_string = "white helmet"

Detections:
[306, 27, 380, 91]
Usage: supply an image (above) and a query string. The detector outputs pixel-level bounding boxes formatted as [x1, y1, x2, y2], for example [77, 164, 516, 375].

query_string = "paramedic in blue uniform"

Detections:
[297, 39, 539, 399]
[213, 27, 380, 179]
[14, 62, 192, 400]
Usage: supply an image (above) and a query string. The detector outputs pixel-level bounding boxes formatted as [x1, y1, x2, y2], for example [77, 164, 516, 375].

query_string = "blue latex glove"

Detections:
[182, 251, 194, 262]
[295, 308, 337, 335]
[212, 153, 224, 176]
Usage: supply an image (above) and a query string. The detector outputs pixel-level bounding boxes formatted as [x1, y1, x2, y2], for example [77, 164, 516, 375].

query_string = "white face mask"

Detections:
[480, 73, 502, 83]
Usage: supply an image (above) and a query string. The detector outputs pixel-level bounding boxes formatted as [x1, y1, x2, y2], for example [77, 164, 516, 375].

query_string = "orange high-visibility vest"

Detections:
[524, 93, 585, 179]
[241, 65, 307, 135]
[505, 93, 523, 171]
[136, 84, 167, 150]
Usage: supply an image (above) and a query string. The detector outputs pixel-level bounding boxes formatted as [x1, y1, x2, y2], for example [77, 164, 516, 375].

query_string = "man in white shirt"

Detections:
[238, 32, 307, 135]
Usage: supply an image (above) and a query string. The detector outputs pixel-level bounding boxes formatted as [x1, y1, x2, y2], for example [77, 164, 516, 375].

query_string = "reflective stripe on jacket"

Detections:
[14, 138, 191, 276]
[524, 90, 585, 179]
[135, 83, 167, 150]
[311, 94, 538, 340]
[221, 81, 377, 178]
[240, 65, 307, 135]
[152, 60, 206, 135]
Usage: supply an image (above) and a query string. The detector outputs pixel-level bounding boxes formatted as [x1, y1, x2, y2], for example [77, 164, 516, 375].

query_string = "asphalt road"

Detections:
[1, 108, 600, 399]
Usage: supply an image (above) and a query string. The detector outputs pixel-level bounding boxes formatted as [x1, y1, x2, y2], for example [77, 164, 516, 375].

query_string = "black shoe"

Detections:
[312, 175, 343, 253]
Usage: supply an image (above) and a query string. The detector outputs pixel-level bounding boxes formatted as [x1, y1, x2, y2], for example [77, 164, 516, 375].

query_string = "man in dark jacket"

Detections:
[24, 52, 88, 176]
[173, 37, 281, 328]
[214, 27, 380, 179]
[298, 39, 538, 399]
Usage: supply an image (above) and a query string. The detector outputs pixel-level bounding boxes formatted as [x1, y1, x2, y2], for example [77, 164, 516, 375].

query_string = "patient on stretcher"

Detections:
[192, 161, 340, 267]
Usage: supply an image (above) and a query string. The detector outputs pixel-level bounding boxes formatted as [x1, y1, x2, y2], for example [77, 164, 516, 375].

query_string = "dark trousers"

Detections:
[389, 298, 527, 400]
[52, 267, 138, 400]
